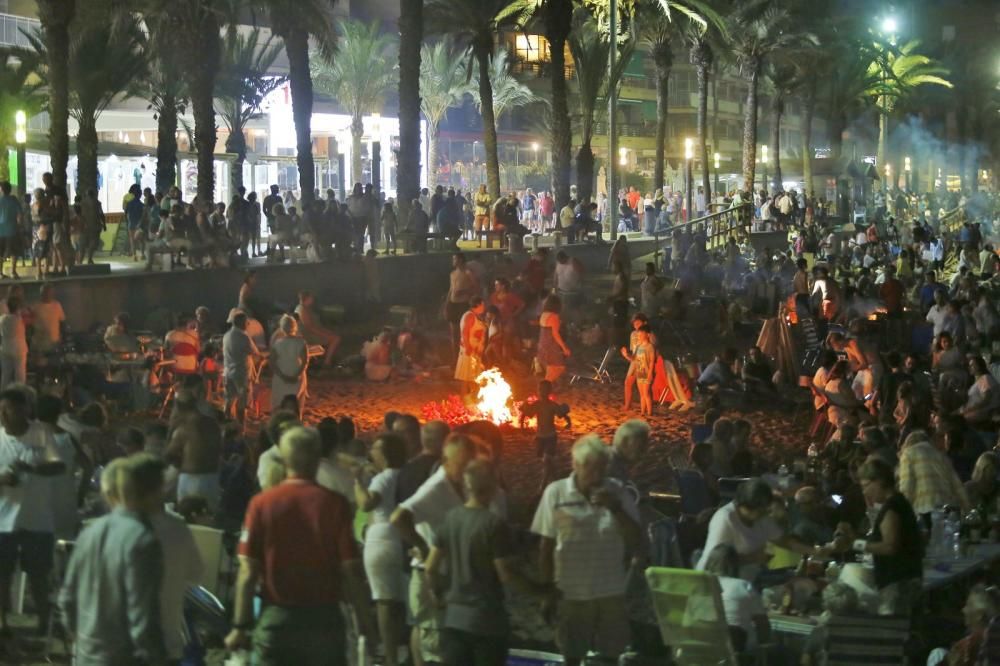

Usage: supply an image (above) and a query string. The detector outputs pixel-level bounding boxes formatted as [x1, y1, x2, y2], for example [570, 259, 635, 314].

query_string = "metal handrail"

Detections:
[666, 203, 753, 250]
[938, 206, 965, 236]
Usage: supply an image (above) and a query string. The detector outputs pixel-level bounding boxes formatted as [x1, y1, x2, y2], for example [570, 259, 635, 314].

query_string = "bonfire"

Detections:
[422, 368, 530, 427]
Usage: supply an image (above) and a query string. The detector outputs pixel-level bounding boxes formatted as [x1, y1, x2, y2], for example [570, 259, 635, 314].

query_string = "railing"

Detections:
[0, 13, 39, 47]
[938, 206, 965, 236]
[665, 203, 753, 250]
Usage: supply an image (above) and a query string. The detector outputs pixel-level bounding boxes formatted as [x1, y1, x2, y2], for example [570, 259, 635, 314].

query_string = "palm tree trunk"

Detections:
[802, 92, 814, 197]
[829, 111, 846, 161]
[226, 129, 247, 192]
[741, 65, 760, 192]
[397, 0, 422, 228]
[770, 96, 783, 193]
[76, 112, 99, 197]
[38, 0, 75, 190]
[351, 115, 363, 185]
[427, 127, 440, 190]
[653, 60, 669, 191]
[877, 100, 887, 191]
[476, 43, 501, 201]
[546, 0, 572, 209]
[696, 61, 711, 203]
[156, 95, 178, 194]
[284, 28, 316, 207]
[190, 74, 217, 209]
[576, 142, 595, 205]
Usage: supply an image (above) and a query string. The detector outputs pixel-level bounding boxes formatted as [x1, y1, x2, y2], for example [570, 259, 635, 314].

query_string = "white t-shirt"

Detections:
[555, 262, 582, 294]
[926, 304, 949, 337]
[149, 511, 204, 659]
[0, 313, 27, 357]
[0, 422, 58, 533]
[530, 474, 640, 601]
[719, 576, 767, 649]
[696, 502, 783, 580]
[400, 467, 506, 565]
[32, 300, 65, 351]
[317, 456, 354, 506]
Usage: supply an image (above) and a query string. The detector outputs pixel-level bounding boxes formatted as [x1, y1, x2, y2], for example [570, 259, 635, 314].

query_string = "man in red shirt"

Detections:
[626, 186, 641, 213]
[879, 264, 905, 316]
[225, 426, 368, 665]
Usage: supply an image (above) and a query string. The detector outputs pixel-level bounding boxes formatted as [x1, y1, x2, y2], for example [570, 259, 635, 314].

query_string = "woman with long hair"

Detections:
[535, 294, 571, 383]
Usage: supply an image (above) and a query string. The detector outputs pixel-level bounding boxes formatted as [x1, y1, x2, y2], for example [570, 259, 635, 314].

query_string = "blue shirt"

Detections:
[0, 195, 21, 238]
[125, 197, 144, 226]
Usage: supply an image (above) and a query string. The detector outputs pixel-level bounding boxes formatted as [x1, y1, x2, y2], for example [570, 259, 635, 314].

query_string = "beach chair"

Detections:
[824, 614, 911, 665]
[645, 567, 739, 666]
[568, 345, 614, 385]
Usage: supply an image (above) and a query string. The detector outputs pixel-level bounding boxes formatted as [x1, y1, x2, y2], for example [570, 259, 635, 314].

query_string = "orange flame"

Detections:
[474, 368, 514, 424]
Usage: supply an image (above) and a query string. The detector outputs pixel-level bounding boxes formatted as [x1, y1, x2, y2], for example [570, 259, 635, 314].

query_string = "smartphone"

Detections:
[831, 494, 843, 505]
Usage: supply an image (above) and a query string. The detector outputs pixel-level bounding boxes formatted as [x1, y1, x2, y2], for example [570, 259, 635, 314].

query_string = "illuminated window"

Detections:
[514, 34, 548, 63]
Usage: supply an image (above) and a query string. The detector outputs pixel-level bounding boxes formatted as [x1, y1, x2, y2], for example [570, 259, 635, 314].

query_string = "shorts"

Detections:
[556, 595, 630, 660]
[535, 433, 558, 458]
[445, 300, 467, 326]
[408, 569, 443, 662]
[0, 530, 55, 578]
[226, 376, 248, 402]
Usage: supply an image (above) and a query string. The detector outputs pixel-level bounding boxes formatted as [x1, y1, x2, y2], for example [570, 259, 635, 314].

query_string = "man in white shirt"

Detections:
[696, 479, 828, 581]
[0, 388, 65, 634]
[223, 312, 262, 424]
[530, 435, 641, 666]
[31, 284, 65, 353]
[391, 435, 505, 665]
[925, 289, 951, 338]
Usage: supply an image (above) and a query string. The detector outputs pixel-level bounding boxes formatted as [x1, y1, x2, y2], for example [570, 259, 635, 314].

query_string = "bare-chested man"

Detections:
[166, 392, 222, 511]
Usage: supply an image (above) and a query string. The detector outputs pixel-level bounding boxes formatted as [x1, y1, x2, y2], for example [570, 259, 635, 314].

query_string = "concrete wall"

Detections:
[35, 239, 661, 333]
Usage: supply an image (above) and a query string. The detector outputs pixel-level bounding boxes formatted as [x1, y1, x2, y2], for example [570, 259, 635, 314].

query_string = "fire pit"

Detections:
[422, 368, 531, 427]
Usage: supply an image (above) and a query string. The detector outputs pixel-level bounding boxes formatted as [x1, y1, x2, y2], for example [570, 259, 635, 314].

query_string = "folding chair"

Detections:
[158, 341, 201, 419]
[568, 345, 615, 385]
[645, 567, 739, 666]
[824, 614, 911, 665]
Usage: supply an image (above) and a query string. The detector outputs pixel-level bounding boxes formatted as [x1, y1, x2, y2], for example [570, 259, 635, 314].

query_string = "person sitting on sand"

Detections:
[295, 290, 340, 367]
[362, 327, 394, 382]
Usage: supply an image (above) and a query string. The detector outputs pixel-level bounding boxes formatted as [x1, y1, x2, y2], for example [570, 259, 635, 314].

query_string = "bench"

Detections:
[477, 229, 507, 249]
[398, 230, 450, 253]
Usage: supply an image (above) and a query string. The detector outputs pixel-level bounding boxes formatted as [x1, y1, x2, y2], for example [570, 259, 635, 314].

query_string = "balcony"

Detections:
[0, 12, 39, 47]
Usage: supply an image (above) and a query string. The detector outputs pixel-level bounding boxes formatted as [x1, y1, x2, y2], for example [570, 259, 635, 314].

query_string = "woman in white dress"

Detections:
[454, 297, 487, 392]
[269, 315, 308, 417]
[354, 433, 408, 666]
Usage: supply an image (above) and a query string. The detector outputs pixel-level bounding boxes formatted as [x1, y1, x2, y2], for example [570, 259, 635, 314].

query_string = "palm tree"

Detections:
[141, 0, 225, 208]
[137, 14, 186, 195]
[499, 0, 575, 209]
[36, 0, 75, 190]
[868, 38, 951, 184]
[820, 39, 880, 161]
[638, 9, 676, 192]
[765, 62, 796, 192]
[215, 27, 286, 192]
[312, 20, 397, 186]
[257, 0, 337, 207]
[569, 13, 634, 203]
[397, 0, 423, 228]
[474, 48, 537, 122]
[426, 0, 514, 201]
[27, 11, 147, 198]
[0, 48, 44, 183]
[420, 41, 472, 188]
[726, 0, 811, 192]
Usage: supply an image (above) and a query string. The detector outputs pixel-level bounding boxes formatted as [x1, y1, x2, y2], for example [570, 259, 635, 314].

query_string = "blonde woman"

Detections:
[269, 315, 308, 418]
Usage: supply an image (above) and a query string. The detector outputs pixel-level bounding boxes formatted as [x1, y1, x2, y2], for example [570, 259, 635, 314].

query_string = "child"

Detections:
[630, 325, 656, 416]
[520, 379, 571, 492]
[620, 313, 651, 411]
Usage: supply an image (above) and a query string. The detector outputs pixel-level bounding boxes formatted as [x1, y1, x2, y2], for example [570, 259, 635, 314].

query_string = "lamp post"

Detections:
[760, 144, 769, 194]
[14, 110, 26, 199]
[904, 155, 911, 192]
[371, 112, 382, 195]
[531, 142, 539, 164]
[684, 137, 693, 223]
[713, 152, 720, 203]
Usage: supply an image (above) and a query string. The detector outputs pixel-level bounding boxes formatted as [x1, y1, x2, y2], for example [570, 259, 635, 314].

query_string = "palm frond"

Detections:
[473, 47, 538, 120]
[311, 19, 397, 121]
[420, 40, 472, 128]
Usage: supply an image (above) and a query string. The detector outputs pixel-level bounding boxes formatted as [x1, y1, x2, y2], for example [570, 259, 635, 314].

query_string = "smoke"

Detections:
[891, 115, 988, 187]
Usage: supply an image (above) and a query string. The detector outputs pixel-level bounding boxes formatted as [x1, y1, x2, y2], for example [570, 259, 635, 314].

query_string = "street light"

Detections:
[531, 142, 539, 164]
[881, 16, 897, 36]
[371, 112, 382, 193]
[14, 110, 26, 199]
[713, 152, 720, 201]
[684, 138, 693, 222]
[904, 155, 911, 192]
[619, 146, 628, 166]
[885, 163, 892, 190]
